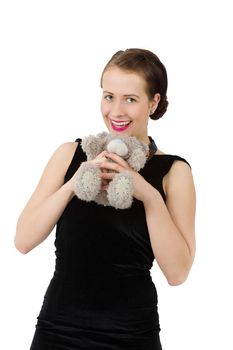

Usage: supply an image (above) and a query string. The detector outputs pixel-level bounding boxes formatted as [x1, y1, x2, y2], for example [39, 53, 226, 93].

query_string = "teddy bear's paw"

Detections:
[74, 162, 101, 201]
[107, 172, 134, 209]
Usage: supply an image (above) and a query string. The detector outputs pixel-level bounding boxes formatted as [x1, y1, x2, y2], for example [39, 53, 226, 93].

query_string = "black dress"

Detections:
[30, 138, 191, 350]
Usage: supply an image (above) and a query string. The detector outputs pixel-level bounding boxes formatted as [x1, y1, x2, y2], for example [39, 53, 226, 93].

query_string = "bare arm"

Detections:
[15, 142, 109, 254]
[14, 142, 78, 254]
[143, 161, 196, 286]
[100, 154, 196, 286]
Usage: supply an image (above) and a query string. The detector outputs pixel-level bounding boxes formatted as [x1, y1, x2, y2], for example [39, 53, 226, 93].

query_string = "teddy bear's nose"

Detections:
[107, 139, 128, 157]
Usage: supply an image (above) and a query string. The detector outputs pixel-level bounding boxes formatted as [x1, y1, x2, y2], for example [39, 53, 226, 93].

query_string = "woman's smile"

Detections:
[110, 119, 132, 132]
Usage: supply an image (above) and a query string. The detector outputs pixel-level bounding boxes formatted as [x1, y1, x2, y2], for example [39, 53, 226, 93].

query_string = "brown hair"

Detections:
[100, 48, 168, 120]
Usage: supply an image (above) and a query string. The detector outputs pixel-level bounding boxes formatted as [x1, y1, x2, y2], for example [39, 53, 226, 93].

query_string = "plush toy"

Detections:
[73, 131, 149, 209]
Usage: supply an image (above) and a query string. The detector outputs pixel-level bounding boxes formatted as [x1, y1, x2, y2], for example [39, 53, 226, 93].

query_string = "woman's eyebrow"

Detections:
[103, 91, 139, 98]
[124, 94, 140, 98]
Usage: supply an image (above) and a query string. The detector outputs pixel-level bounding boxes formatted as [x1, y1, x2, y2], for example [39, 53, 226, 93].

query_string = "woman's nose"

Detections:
[110, 100, 125, 117]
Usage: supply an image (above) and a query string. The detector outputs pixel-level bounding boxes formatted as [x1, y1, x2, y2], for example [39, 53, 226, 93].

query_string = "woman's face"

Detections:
[101, 66, 159, 144]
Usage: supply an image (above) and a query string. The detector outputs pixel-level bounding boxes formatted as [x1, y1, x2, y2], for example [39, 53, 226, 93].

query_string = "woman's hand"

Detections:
[69, 150, 110, 192]
[89, 151, 110, 191]
[99, 152, 153, 202]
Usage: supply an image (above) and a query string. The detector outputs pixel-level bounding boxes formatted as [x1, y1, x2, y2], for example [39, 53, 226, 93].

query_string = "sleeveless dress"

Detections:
[30, 138, 191, 350]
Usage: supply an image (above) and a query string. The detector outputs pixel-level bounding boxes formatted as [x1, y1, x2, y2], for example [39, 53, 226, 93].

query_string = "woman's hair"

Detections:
[100, 48, 168, 120]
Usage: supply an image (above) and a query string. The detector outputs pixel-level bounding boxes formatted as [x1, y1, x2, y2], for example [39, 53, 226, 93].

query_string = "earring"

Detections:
[150, 109, 155, 115]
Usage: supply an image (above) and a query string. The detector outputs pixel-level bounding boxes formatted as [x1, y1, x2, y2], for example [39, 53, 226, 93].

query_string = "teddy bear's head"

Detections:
[81, 131, 149, 171]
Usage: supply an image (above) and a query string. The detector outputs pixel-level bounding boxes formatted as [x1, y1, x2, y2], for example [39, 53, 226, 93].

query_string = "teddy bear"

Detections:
[73, 131, 149, 209]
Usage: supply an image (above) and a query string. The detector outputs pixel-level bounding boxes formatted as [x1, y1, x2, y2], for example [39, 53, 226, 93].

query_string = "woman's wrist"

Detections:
[63, 179, 76, 200]
[141, 183, 161, 206]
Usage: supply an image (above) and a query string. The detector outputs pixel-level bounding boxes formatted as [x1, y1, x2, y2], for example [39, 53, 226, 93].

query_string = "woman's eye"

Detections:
[126, 97, 136, 103]
[104, 95, 136, 103]
[104, 95, 113, 101]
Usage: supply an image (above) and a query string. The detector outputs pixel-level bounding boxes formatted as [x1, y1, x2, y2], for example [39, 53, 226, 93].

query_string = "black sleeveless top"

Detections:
[30, 138, 191, 350]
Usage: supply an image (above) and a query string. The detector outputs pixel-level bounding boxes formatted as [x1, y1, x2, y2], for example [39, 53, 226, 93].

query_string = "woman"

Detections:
[15, 48, 196, 349]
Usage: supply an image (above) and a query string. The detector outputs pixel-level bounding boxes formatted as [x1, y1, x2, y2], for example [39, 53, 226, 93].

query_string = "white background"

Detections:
[1, 0, 232, 349]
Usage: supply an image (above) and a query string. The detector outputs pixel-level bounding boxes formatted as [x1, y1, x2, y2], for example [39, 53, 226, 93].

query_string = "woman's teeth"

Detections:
[111, 120, 130, 126]
[111, 120, 131, 131]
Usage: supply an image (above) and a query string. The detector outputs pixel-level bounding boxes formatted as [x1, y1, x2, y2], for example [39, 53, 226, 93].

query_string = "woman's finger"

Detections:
[105, 153, 131, 169]
[96, 150, 109, 159]
[101, 172, 115, 180]
[90, 156, 107, 166]
[100, 161, 125, 174]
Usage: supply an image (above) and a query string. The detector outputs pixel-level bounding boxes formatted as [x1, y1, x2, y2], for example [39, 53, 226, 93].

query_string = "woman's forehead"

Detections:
[102, 67, 147, 95]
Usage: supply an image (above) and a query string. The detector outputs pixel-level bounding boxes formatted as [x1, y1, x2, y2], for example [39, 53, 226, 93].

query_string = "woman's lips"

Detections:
[110, 120, 132, 132]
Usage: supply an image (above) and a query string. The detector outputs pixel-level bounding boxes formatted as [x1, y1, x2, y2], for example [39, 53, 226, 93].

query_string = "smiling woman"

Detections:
[15, 48, 196, 350]
[99, 49, 168, 145]
[101, 67, 159, 141]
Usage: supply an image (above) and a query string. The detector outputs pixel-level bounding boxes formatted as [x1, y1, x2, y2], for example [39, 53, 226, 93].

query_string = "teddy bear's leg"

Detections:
[107, 171, 134, 209]
[74, 162, 101, 201]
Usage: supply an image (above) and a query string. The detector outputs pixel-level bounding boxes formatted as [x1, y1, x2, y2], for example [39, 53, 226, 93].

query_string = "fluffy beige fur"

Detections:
[74, 131, 148, 209]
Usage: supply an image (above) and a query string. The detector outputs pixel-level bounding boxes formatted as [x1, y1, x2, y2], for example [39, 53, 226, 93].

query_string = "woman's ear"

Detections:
[151, 93, 161, 111]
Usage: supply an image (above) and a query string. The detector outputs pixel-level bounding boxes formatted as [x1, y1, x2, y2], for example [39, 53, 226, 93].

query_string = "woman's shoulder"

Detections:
[155, 150, 192, 198]
[55, 140, 81, 171]
[155, 149, 191, 167]
[58, 140, 80, 155]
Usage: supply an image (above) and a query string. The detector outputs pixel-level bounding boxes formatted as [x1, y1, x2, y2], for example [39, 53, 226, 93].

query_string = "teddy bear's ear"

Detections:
[96, 131, 109, 139]
[81, 131, 109, 159]
[128, 148, 147, 171]
[126, 137, 148, 171]
[81, 134, 103, 160]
